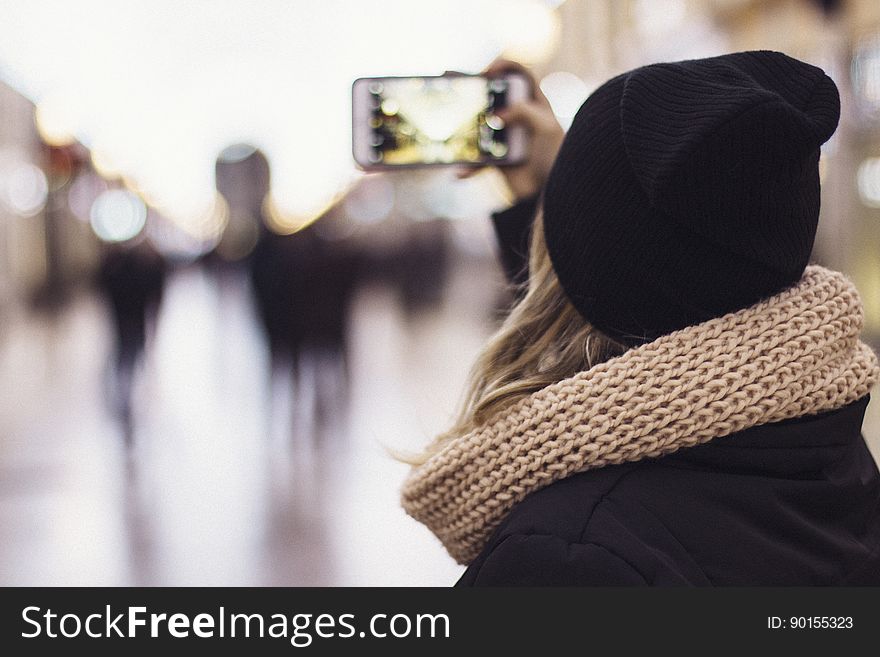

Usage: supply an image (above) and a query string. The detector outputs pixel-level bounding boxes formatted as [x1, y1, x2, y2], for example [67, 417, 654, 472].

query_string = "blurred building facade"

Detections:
[0, 80, 99, 313]
[0, 80, 44, 309]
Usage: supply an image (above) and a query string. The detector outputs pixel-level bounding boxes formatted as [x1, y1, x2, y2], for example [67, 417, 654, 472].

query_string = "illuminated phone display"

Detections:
[352, 74, 528, 169]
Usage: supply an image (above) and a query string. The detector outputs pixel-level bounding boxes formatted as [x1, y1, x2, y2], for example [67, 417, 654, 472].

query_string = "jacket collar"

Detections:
[662, 396, 871, 476]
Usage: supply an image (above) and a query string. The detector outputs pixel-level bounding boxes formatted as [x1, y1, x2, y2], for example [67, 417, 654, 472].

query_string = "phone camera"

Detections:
[488, 142, 508, 158]
[485, 114, 505, 131]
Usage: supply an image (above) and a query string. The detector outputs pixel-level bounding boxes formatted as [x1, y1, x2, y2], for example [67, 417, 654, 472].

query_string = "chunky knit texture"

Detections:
[543, 51, 841, 346]
[402, 266, 879, 564]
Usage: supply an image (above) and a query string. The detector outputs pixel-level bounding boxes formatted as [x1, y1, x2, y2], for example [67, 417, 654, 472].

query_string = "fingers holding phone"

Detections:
[351, 60, 564, 203]
[468, 58, 565, 201]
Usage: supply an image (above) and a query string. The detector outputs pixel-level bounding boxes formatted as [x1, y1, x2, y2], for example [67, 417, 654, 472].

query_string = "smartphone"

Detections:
[352, 73, 530, 170]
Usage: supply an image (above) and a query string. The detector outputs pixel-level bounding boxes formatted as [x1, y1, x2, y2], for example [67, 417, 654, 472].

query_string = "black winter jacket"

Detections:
[457, 199, 880, 586]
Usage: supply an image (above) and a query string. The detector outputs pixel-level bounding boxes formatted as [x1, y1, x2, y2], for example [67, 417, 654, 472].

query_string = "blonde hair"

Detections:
[413, 208, 626, 464]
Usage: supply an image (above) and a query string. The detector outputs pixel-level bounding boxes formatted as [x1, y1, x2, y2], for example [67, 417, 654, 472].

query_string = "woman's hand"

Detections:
[459, 59, 565, 202]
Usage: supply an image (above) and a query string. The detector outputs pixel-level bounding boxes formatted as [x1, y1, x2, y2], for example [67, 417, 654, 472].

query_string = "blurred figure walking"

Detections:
[288, 222, 360, 431]
[97, 239, 166, 437]
[217, 146, 360, 440]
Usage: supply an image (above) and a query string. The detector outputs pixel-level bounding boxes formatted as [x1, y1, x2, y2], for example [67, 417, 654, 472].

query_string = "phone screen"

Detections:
[363, 76, 513, 166]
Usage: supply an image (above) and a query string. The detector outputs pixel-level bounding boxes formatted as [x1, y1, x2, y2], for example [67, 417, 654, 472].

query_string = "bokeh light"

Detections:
[857, 157, 880, 208]
[0, 161, 48, 217]
[216, 143, 258, 164]
[89, 189, 147, 242]
[540, 71, 592, 129]
[34, 95, 78, 147]
[852, 36, 880, 114]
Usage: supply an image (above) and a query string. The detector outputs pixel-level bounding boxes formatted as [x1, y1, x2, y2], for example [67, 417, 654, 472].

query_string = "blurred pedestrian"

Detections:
[395, 218, 450, 320]
[225, 147, 361, 438]
[97, 238, 166, 435]
[289, 223, 361, 430]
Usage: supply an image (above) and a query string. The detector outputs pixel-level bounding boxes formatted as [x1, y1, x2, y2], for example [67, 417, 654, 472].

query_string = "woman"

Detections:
[401, 51, 880, 585]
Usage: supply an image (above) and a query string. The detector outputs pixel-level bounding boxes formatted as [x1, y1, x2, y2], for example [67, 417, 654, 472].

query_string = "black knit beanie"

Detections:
[543, 50, 840, 346]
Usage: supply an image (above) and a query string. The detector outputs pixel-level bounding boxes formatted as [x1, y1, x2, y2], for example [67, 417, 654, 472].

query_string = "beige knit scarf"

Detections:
[401, 266, 879, 564]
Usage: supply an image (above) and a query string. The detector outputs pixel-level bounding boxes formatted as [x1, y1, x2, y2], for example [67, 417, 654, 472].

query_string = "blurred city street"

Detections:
[0, 258, 511, 585]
